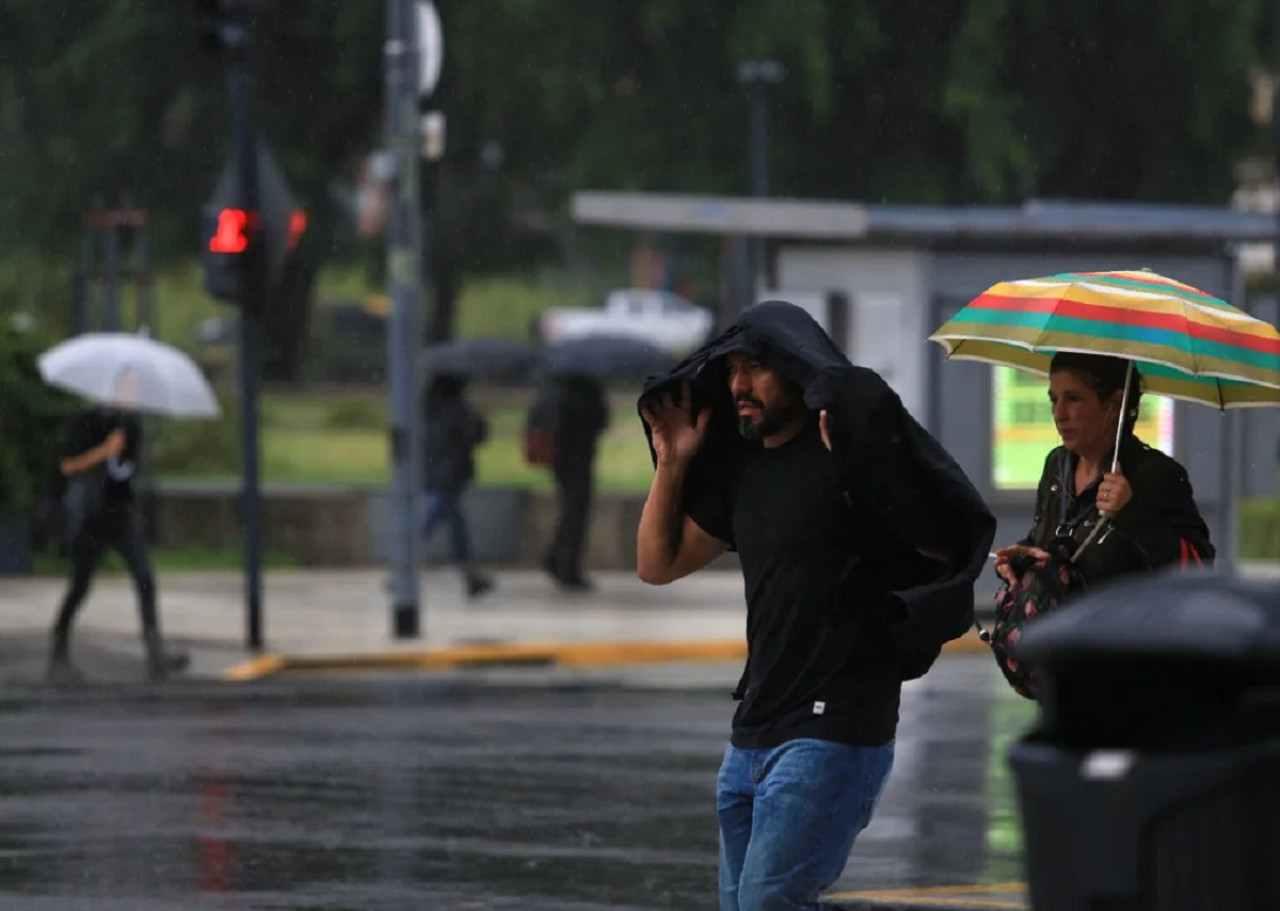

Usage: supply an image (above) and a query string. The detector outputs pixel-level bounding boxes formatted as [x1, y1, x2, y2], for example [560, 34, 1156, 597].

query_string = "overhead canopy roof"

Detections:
[571, 191, 1278, 245]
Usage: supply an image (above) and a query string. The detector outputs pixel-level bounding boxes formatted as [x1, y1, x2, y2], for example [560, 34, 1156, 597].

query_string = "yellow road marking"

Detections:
[218, 628, 991, 681]
[221, 655, 286, 681]
[840, 900, 1024, 910]
[825, 882, 1027, 909]
[219, 639, 748, 680]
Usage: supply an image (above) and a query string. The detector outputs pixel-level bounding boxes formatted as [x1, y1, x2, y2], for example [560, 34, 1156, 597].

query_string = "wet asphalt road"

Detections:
[0, 655, 1036, 910]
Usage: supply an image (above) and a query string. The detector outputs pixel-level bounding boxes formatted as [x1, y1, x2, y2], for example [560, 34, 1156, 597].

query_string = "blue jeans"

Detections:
[422, 489, 471, 565]
[717, 738, 895, 911]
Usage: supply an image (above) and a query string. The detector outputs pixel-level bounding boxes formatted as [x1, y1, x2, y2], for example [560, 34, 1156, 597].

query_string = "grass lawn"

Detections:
[259, 407, 654, 491]
[1, 259, 601, 352]
[157, 394, 656, 493]
[130, 261, 652, 489]
[12, 257, 650, 491]
[150, 263, 599, 351]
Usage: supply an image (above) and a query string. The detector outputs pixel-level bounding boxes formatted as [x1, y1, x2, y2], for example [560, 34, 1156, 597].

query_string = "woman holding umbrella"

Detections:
[993, 352, 1213, 593]
[48, 367, 189, 683]
[929, 268, 1280, 697]
[37, 331, 219, 683]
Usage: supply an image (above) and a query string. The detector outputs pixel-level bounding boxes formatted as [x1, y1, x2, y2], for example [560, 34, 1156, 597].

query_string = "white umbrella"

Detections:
[38, 332, 220, 418]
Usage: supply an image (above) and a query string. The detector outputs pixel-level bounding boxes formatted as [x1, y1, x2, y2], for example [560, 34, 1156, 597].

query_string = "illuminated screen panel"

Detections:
[991, 366, 1175, 490]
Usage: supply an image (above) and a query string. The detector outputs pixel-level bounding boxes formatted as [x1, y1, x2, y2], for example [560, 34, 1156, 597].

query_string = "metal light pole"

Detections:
[225, 29, 267, 651]
[196, 5, 268, 651]
[194, 0, 269, 650]
[104, 223, 120, 331]
[383, 0, 429, 637]
[735, 60, 783, 315]
[418, 3, 446, 344]
[1274, 0, 1280, 290]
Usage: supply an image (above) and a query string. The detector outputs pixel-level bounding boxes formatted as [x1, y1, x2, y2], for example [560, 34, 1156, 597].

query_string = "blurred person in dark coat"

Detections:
[422, 374, 493, 598]
[526, 373, 609, 591]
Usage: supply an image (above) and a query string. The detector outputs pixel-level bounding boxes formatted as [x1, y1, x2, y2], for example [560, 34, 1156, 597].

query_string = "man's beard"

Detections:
[736, 397, 802, 443]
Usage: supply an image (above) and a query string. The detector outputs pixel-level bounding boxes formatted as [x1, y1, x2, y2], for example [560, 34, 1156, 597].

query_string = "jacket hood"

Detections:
[708, 299, 850, 384]
[639, 300, 856, 461]
[640, 300, 847, 416]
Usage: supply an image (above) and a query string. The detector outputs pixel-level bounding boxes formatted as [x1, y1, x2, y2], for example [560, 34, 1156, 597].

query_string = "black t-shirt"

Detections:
[686, 421, 901, 749]
[59, 408, 143, 509]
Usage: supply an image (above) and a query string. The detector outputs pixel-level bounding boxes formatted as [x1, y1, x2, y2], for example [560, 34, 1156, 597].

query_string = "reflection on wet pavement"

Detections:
[0, 655, 1035, 909]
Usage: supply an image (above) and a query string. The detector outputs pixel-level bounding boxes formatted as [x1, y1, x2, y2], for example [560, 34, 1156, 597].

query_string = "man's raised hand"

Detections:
[640, 382, 710, 466]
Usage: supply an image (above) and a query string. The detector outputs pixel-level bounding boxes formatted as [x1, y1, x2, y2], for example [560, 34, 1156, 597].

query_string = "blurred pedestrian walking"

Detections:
[422, 374, 492, 598]
[526, 373, 608, 591]
[47, 368, 188, 683]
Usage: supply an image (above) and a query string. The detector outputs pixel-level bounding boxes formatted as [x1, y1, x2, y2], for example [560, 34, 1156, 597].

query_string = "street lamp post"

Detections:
[735, 59, 784, 315]
[384, 0, 425, 638]
[383, 0, 443, 639]
[417, 2, 447, 346]
[227, 39, 268, 651]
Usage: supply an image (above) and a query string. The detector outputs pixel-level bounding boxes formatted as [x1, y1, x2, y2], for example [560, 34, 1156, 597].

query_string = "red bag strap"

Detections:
[1180, 539, 1204, 569]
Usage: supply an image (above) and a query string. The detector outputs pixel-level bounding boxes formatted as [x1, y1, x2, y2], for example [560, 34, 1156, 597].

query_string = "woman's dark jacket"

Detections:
[1022, 434, 1214, 589]
[422, 397, 487, 491]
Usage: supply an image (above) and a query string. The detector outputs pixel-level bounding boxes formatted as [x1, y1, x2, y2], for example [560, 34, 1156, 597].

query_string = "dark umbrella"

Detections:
[542, 335, 674, 380]
[418, 337, 538, 380]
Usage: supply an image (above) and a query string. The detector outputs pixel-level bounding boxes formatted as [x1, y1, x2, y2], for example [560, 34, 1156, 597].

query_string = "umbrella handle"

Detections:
[1075, 359, 1133, 564]
[1070, 515, 1108, 563]
[1110, 360, 1133, 475]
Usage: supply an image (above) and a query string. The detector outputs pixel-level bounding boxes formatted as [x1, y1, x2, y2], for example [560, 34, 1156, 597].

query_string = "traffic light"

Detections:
[201, 139, 305, 305]
[201, 206, 257, 302]
[209, 208, 254, 254]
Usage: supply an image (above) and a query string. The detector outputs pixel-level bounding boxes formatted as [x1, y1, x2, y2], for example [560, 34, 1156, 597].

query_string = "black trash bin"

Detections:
[1007, 570, 1280, 911]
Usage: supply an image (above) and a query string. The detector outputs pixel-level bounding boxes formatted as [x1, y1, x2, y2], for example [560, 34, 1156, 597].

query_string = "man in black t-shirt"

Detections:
[639, 352, 909, 911]
[637, 301, 994, 907]
[49, 402, 188, 683]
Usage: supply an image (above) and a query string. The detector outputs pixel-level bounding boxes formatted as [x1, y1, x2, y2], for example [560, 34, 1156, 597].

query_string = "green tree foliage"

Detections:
[0, 320, 80, 519]
[448, 0, 1265, 205]
[0, 0, 383, 262]
[943, 0, 1266, 201]
[0, 0, 1267, 273]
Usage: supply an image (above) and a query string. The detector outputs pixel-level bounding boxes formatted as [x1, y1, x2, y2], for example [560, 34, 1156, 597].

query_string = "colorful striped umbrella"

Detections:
[928, 269, 1280, 410]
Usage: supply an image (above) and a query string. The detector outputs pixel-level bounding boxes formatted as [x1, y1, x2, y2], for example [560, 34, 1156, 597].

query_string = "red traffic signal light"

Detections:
[287, 210, 307, 251]
[208, 207, 259, 254]
[203, 141, 303, 304]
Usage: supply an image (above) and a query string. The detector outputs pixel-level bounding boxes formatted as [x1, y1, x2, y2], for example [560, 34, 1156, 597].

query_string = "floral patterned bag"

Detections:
[980, 543, 1083, 700]
[982, 531, 1206, 700]
[980, 453, 1096, 700]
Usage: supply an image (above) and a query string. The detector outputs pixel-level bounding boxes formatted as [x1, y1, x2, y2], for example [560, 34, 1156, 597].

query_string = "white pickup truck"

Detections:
[538, 288, 714, 356]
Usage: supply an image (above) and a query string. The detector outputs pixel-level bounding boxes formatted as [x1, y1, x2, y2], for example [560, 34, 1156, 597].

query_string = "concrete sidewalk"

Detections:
[13, 561, 1273, 684]
[1, 567, 1002, 682]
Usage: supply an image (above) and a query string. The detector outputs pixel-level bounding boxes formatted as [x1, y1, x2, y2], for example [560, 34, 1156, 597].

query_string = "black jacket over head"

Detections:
[638, 300, 997, 679]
